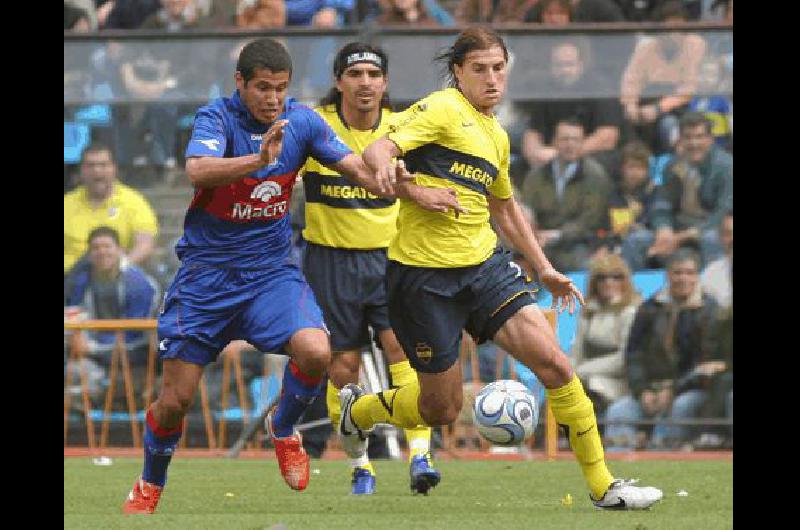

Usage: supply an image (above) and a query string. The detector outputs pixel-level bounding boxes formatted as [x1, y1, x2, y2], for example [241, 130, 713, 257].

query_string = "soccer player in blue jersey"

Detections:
[122, 37, 462, 515]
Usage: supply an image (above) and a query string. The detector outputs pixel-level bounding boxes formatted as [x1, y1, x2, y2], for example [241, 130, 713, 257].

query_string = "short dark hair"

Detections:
[652, 0, 688, 21]
[88, 226, 121, 246]
[679, 111, 713, 135]
[320, 42, 392, 110]
[667, 247, 701, 271]
[555, 116, 585, 132]
[435, 26, 508, 89]
[236, 38, 292, 84]
[80, 142, 115, 165]
[622, 141, 652, 167]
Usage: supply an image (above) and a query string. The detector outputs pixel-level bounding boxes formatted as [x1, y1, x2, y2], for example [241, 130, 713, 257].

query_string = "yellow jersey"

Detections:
[301, 105, 399, 249]
[64, 183, 159, 272]
[386, 88, 512, 267]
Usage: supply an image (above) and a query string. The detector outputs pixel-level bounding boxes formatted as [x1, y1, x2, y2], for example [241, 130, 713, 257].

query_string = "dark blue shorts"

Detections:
[156, 262, 326, 366]
[303, 242, 390, 352]
[387, 247, 537, 374]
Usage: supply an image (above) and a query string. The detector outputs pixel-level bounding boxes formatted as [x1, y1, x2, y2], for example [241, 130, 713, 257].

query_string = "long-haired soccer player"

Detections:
[301, 42, 440, 495]
[339, 27, 664, 510]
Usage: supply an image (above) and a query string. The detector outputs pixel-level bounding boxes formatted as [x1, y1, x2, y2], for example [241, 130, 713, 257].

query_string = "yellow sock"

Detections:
[351, 381, 428, 431]
[546, 375, 614, 499]
[326, 380, 342, 431]
[328, 381, 374, 473]
[388, 360, 432, 461]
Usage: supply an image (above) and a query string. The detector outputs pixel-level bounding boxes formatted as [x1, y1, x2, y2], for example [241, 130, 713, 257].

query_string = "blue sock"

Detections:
[272, 360, 323, 438]
[142, 408, 182, 487]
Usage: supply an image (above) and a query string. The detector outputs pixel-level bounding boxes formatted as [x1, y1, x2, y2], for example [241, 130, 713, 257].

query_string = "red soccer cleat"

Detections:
[266, 407, 310, 491]
[122, 477, 163, 514]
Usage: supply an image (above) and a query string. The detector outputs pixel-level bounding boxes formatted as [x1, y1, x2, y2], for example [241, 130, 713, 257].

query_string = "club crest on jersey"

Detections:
[415, 343, 433, 364]
[251, 181, 282, 202]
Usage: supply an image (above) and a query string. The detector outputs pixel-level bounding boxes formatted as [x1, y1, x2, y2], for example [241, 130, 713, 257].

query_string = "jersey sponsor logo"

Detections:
[449, 160, 495, 187]
[461, 122, 474, 127]
[231, 200, 288, 220]
[196, 139, 220, 151]
[251, 134, 263, 141]
[405, 143, 499, 195]
[303, 171, 395, 209]
[320, 183, 376, 201]
[251, 181, 282, 202]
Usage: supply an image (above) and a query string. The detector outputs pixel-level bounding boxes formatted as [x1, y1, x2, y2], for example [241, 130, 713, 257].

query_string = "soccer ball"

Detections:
[472, 380, 538, 446]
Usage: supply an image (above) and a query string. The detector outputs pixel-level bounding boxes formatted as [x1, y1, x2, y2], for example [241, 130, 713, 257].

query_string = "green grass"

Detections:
[65, 457, 732, 529]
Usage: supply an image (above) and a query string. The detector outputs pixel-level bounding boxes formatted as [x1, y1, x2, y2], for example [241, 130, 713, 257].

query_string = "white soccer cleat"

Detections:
[592, 478, 664, 510]
[338, 384, 372, 459]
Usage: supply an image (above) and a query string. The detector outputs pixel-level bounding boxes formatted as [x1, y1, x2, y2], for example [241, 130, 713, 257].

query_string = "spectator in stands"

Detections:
[620, 1, 707, 154]
[140, 0, 214, 29]
[605, 249, 720, 449]
[700, 210, 732, 310]
[571, 254, 640, 416]
[65, 2, 92, 31]
[621, 112, 732, 270]
[529, 0, 625, 23]
[454, 0, 539, 24]
[522, 39, 623, 175]
[65, 226, 161, 405]
[520, 118, 612, 272]
[99, 0, 162, 29]
[614, 0, 667, 21]
[237, 0, 287, 26]
[694, 301, 732, 448]
[64, 143, 159, 275]
[596, 141, 655, 255]
[688, 57, 732, 151]
[535, 0, 572, 24]
[283, 0, 353, 26]
[376, 0, 440, 25]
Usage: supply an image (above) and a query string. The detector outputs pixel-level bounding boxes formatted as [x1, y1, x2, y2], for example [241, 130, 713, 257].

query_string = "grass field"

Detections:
[65, 457, 732, 529]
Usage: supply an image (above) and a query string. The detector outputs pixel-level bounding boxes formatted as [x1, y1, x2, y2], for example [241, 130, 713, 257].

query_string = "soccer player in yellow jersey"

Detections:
[300, 43, 440, 495]
[341, 27, 664, 510]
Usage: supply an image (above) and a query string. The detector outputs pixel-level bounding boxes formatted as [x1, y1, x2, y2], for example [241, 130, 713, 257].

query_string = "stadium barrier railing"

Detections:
[64, 313, 564, 457]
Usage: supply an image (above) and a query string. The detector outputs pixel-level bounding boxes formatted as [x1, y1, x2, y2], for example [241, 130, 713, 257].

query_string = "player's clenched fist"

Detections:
[260, 119, 289, 166]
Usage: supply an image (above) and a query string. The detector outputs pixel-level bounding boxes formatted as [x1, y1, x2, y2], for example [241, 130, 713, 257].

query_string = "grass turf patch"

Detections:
[65, 457, 731, 529]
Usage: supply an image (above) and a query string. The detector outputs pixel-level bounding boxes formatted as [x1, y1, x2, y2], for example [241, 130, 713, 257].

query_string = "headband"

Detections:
[336, 51, 385, 77]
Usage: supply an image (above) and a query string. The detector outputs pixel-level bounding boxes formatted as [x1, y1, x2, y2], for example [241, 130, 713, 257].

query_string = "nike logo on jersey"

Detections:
[159, 339, 170, 351]
[196, 139, 220, 151]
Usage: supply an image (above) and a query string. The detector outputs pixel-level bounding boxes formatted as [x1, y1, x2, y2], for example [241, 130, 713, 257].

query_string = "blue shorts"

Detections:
[157, 262, 327, 366]
[303, 242, 390, 352]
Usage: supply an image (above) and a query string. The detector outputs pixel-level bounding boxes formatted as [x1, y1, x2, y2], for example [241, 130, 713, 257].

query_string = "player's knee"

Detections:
[294, 344, 331, 376]
[157, 391, 193, 422]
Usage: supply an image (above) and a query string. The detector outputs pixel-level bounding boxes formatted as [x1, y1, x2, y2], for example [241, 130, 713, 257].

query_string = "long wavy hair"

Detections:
[585, 254, 640, 313]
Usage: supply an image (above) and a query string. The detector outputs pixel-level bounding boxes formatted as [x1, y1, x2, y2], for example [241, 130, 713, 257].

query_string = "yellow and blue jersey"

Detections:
[301, 105, 398, 249]
[386, 88, 512, 268]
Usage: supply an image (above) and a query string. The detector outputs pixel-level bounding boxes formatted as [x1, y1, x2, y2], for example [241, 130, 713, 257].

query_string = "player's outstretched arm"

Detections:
[327, 153, 391, 197]
[488, 195, 585, 314]
[362, 136, 404, 194]
[186, 120, 288, 188]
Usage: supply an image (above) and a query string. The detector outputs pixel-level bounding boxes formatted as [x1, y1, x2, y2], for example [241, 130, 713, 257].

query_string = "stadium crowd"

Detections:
[64, 0, 732, 451]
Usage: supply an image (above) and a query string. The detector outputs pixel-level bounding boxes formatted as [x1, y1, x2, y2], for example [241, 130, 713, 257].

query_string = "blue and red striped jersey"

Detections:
[177, 91, 351, 268]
